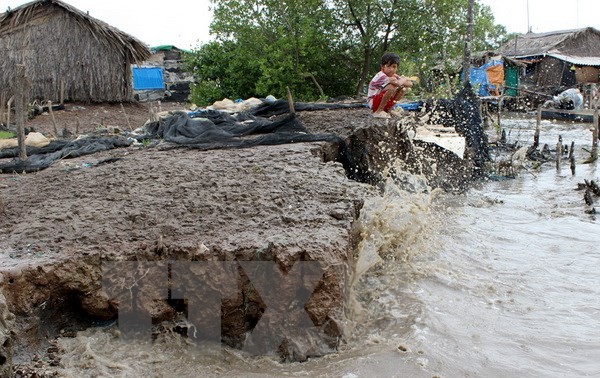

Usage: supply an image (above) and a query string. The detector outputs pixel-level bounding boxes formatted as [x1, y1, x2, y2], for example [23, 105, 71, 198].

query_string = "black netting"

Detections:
[0, 136, 132, 173]
[423, 83, 490, 175]
[0, 140, 70, 159]
[136, 110, 368, 181]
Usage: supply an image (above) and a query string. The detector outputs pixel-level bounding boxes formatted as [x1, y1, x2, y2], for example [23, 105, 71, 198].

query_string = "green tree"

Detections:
[184, 0, 508, 105]
[331, 0, 422, 95]
[185, 0, 357, 105]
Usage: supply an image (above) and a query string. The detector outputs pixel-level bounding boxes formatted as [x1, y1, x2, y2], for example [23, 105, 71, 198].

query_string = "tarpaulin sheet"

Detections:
[133, 67, 164, 90]
[485, 62, 504, 86]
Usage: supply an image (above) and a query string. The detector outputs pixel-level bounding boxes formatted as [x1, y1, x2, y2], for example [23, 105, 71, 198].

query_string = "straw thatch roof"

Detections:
[499, 27, 600, 59]
[0, 0, 151, 103]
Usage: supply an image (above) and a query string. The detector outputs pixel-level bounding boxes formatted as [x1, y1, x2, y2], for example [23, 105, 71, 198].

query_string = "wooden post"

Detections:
[60, 79, 65, 105]
[120, 102, 132, 131]
[149, 102, 158, 122]
[286, 86, 295, 114]
[0, 94, 4, 126]
[6, 96, 14, 129]
[15, 65, 28, 161]
[592, 109, 599, 159]
[497, 95, 504, 128]
[47, 100, 58, 137]
[556, 134, 562, 171]
[534, 106, 542, 149]
[569, 141, 576, 175]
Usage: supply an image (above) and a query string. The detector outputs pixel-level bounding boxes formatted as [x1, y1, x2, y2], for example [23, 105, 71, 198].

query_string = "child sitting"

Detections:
[367, 52, 413, 118]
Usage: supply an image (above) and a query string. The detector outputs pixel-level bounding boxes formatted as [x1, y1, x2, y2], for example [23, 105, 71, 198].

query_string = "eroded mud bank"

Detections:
[0, 108, 475, 373]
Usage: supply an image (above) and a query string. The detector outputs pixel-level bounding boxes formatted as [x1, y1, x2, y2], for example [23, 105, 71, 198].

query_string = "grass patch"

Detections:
[0, 131, 15, 139]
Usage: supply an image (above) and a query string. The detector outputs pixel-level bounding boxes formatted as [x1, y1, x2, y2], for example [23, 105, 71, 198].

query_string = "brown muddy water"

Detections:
[17, 113, 600, 377]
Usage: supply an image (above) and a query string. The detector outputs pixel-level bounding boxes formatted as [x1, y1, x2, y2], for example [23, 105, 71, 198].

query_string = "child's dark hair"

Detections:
[380, 52, 400, 66]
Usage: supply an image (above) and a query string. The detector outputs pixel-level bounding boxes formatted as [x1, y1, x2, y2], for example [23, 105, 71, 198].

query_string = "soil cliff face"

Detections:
[0, 292, 15, 377]
[0, 142, 371, 362]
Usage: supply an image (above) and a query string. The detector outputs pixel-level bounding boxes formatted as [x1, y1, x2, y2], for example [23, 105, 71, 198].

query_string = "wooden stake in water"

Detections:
[592, 109, 599, 160]
[556, 135, 563, 171]
[569, 141, 576, 175]
[534, 106, 542, 148]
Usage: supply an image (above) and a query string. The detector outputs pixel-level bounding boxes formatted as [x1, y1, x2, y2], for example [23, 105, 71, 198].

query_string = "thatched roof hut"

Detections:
[499, 27, 600, 87]
[0, 0, 151, 103]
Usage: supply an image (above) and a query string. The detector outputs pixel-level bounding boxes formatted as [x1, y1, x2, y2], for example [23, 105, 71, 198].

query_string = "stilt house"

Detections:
[499, 27, 600, 89]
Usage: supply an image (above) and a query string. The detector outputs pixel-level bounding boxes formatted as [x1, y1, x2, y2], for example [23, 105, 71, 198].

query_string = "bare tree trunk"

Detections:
[462, 0, 474, 84]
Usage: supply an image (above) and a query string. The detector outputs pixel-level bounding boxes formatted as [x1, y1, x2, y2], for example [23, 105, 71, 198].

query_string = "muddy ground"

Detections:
[20, 101, 185, 136]
[0, 100, 470, 376]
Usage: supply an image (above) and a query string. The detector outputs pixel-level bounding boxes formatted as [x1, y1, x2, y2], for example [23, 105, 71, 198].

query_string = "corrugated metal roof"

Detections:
[547, 53, 600, 66]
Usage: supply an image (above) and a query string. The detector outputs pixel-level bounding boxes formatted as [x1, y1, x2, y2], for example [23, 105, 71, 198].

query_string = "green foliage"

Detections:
[0, 131, 15, 139]
[184, 0, 510, 102]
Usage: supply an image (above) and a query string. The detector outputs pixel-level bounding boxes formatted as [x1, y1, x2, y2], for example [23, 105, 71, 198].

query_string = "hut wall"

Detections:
[575, 66, 599, 84]
[534, 57, 576, 87]
[0, 6, 132, 103]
